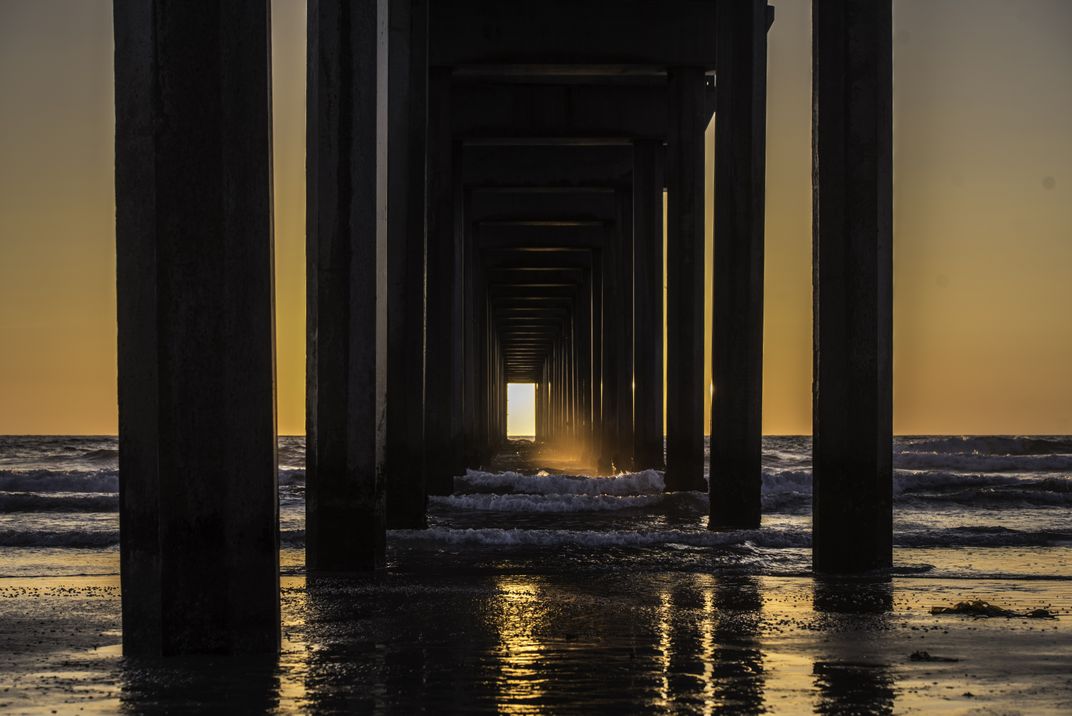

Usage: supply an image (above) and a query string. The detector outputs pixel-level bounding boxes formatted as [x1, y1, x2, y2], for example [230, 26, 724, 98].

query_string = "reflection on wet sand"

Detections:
[494, 578, 548, 712]
[811, 578, 895, 715]
[6, 571, 1070, 712]
[119, 653, 280, 712]
[653, 574, 765, 713]
[711, 576, 765, 713]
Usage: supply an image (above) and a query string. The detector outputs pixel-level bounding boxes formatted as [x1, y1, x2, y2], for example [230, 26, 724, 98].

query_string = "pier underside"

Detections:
[112, 0, 893, 654]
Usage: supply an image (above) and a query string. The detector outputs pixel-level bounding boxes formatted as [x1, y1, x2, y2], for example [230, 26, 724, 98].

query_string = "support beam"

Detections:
[450, 83, 716, 141]
[385, 0, 429, 528]
[710, 0, 768, 529]
[425, 67, 463, 495]
[812, 0, 893, 573]
[614, 189, 636, 470]
[430, 0, 719, 67]
[633, 140, 664, 469]
[114, 0, 278, 654]
[306, 0, 390, 573]
[665, 68, 707, 491]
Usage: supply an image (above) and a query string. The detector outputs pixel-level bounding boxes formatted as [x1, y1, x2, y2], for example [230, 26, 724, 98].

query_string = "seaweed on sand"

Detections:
[930, 599, 1057, 619]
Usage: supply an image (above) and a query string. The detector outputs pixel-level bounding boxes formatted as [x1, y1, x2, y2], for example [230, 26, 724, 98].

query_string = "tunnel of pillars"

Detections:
[113, 0, 892, 655]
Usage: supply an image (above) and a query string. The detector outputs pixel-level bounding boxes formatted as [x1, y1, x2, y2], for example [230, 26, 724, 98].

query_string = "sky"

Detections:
[0, 0, 1070, 436]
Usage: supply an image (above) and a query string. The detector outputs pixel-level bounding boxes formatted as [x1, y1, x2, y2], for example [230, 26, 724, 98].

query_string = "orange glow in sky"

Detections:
[0, 0, 1070, 435]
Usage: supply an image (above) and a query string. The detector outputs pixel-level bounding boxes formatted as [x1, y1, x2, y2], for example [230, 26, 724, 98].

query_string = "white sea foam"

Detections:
[4, 522, 1068, 550]
[456, 469, 665, 496]
[389, 525, 1072, 550]
[390, 526, 811, 549]
[431, 493, 665, 512]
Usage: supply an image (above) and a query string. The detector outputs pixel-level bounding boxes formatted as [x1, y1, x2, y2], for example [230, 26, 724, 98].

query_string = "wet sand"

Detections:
[1, 570, 1070, 714]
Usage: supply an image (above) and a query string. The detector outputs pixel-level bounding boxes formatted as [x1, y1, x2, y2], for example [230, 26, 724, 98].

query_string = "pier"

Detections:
[113, 0, 893, 654]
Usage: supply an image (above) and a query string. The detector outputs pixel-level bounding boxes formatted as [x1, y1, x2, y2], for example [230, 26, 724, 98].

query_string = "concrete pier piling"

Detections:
[306, 0, 390, 573]
[385, 0, 429, 529]
[114, 0, 279, 654]
[812, 0, 894, 573]
[633, 140, 665, 470]
[710, 0, 769, 529]
[665, 68, 708, 492]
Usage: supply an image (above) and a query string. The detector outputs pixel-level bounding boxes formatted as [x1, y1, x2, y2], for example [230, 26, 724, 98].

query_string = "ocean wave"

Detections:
[894, 451, 1072, 472]
[390, 526, 811, 549]
[279, 468, 306, 485]
[892, 470, 1023, 493]
[456, 469, 665, 496]
[896, 526, 1072, 548]
[7, 523, 1069, 550]
[897, 436, 1072, 456]
[391, 525, 1072, 550]
[0, 470, 119, 493]
[0, 529, 120, 548]
[430, 493, 667, 513]
[80, 448, 119, 462]
[0, 468, 306, 496]
[0, 492, 118, 513]
[759, 467, 1072, 508]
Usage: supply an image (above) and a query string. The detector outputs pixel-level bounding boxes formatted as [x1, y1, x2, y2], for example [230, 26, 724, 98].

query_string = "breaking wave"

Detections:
[0, 492, 118, 513]
[431, 493, 666, 512]
[456, 469, 665, 496]
[6, 523, 1070, 550]
[896, 435, 1072, 456]
[0, 529, 120, 548]
[0, 470, 119, 493]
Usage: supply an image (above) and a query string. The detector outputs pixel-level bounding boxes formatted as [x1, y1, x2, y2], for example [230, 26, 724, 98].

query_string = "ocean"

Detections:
[3, 435, 1071, 581]
[3, 435, 1072, 712]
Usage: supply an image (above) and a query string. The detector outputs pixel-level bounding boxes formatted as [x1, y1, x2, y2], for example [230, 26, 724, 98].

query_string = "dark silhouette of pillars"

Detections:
[114, 0, 279, 654]
[306, 0, 390, 573]
[812, 0, 893, 573]
[633, 140, 665, 469]
[590, 251, 606, 465]
[385, 0, 429, 528]
[425, 67, 463, 495]
[710, 0, 768, 529]
[600, 236, 622, 471]
[665, 68, 708, 491]
[463, 199, 480, 464]
[615, 190, 636, 469]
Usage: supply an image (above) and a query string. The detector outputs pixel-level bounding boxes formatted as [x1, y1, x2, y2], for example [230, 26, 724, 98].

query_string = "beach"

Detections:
[0, 571, 1070, 713]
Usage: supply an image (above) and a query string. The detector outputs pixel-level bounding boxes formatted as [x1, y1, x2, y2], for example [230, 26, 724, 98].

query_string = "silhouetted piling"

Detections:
[812, 0, 894, 573]
[114, 0, 279, 654]
[385, 0, 429, 529]
[710, 0, 768, 529]
[665, 68, 708, 491]
[633, 140, 665, 470]
[306, 0, 390, 573]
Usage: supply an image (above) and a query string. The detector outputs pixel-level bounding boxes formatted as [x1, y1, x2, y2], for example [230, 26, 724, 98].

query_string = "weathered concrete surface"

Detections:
[385, 0, 429, 529]
[306, 0, 390, 573]
[812, 0, 894, 573]
[710, 0, 768, 529]
[665, 68, 707, 491]
[632, 140, 665, 470]
[114, 0, 279, 654]
[424, 68, 464, 496]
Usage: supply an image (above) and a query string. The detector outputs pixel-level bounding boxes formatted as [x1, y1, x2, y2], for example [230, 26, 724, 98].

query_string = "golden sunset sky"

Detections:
[0, 0, 1069, 436]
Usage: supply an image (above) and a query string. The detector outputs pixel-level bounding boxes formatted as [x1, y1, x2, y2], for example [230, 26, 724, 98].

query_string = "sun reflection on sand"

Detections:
[276, 580, 308, 711]
[492, 577, 547, 713]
